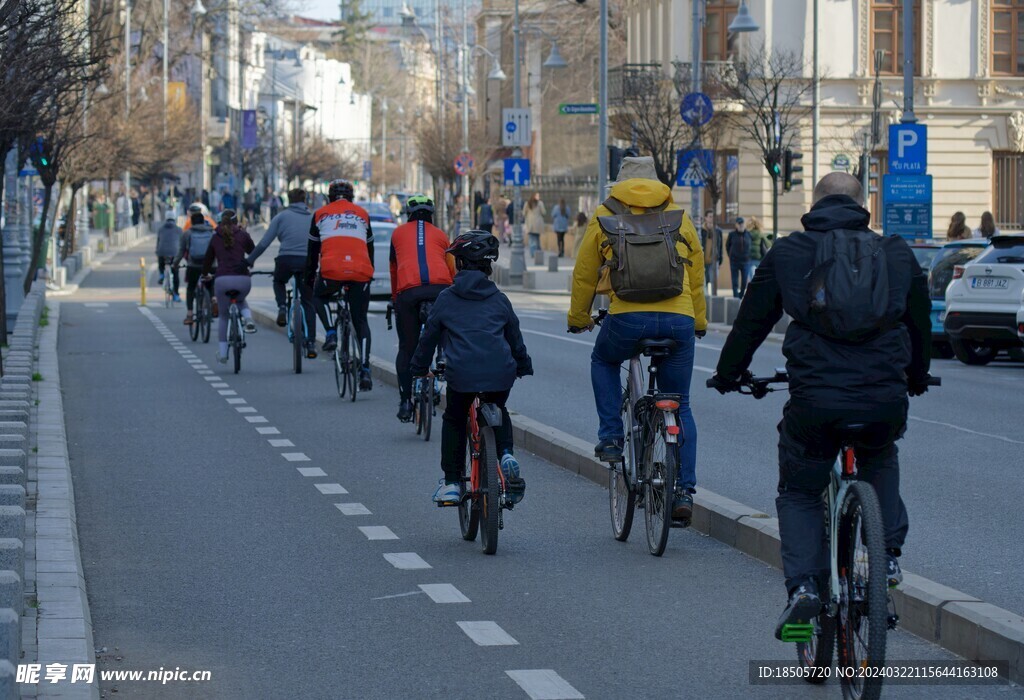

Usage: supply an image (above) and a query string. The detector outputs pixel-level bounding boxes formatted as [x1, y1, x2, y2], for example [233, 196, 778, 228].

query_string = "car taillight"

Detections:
[952, 265, 965, 279]
[1019, 323, 1024, 334]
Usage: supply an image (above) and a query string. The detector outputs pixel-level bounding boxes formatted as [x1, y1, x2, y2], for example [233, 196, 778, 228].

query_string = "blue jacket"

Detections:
[410, 270, 533, 392]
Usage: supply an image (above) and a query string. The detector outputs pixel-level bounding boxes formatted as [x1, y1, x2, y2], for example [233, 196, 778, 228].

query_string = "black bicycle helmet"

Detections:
[446, 230, 500, 263]
[328, 179, 354, 202]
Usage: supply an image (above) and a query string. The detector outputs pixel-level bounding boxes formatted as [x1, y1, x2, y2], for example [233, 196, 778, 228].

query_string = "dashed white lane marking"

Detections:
[908, 415, 1024, 445]
[281, 452, 309, 461]
[359, 526, 398, 540]
[383, 552, 431, 570]
[297, 467, 327, 477]
[194, 364, 209, 370]
[212, 383, 229, 388]
[256, 427, 280, 435]
[335, 503, 371, 516]
[236, 407, 258, 414]
[84, 303, 109, 307]
[457, 621, 519, 646]
[204, 376, 222, 382]
[197, 370, 213, 375]
[268, 439, 294, 447]
[418, 584, 470, 604]
[315, 483, 348, 495]
[226, 398, 247, 405]
[219, 390, 238, 396]
[505, 671, 584, 700]
[187, 359, 203, 365]
[245, 415, 268, 423]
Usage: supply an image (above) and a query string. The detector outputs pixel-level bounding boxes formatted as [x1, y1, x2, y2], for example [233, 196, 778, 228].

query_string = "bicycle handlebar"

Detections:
[567, 308, 608, 334]
[707, 372, 941, 399]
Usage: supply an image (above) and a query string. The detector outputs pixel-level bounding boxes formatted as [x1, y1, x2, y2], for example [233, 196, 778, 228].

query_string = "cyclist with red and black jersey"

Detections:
[389, 195, 456, 422]
[305, 179, 375, 391]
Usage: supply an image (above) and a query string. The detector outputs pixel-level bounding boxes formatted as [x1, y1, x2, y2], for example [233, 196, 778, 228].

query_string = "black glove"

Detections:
[695, 329, 707, 339]
[516, 358, 534, 378]
[907, 374, 930, 397]
[707, 373, 741, 395]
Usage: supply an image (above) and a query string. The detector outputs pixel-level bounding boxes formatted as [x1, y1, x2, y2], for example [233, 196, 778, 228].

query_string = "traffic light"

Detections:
[766, 149, 782, 180]
[783, 148, 803, 192]
[856, 153, 880, 195]
[29, 136, 51, 169]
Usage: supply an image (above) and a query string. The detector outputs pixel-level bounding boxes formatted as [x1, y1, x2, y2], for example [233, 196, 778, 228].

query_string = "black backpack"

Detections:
[806, 229, 896, 342]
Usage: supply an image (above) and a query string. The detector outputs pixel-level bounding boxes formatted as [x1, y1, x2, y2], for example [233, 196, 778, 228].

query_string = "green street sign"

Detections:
[559, 103, 599, 115]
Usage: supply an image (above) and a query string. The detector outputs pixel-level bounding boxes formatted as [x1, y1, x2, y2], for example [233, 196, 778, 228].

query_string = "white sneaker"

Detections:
[216, 353, 228, 364]
[244, 320, 257, 334]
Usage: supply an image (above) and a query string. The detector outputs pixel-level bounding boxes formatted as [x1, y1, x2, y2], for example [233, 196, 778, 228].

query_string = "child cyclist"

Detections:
[410, 231, 533, 505]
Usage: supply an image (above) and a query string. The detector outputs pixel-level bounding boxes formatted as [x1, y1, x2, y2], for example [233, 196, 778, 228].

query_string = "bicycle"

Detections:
[713, 370, 940, 700]
[187, 269, 213, 344]
[162, 261, 176, 307]
[432, 363, 522, 555]
[284, 275, 309, 374]
[387, 301, 444, 441]
[327, 287, 361, 401]
[581, 309, 684, 557]
[220, 272, 269, 374]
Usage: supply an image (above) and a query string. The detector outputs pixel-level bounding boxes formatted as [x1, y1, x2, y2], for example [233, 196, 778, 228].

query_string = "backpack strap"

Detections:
[602, 197, 628, 216]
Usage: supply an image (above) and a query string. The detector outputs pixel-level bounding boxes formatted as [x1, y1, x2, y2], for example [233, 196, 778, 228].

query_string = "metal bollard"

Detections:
[140, 257, 146, 306]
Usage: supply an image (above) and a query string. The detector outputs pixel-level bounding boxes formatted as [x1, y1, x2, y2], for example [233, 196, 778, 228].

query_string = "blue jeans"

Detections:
[747, 259, 760, 281]
[528, 232, 541, 258]
[730, 260, 749, 298]
[590, 312, 697, 490]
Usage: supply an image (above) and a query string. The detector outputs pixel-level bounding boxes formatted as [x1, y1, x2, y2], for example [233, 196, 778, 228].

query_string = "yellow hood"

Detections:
[608, 179, 672, 209]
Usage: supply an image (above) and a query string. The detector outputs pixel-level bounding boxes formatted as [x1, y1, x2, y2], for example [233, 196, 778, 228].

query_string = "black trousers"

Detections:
[441, 389, 513, 482]
[555, 230, 566, 257]
[776, 400, 910, 595]
[273, 256, 315, 343]
[183, 267, 211, 310]
[314, 278, 371, 364]
[395, 285, 447, 402]
[158, 257, 180, 294]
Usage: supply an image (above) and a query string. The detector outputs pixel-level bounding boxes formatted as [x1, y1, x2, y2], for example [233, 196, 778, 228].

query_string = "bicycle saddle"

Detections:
[638, 338, 677, 356]
[225, 290, 242, 299]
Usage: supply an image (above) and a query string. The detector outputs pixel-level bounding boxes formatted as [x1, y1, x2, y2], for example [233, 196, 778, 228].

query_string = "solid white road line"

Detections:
[314, 483, 348, 495]
[418, 584, 470, 603]
[255, 427, 281, 435]
[335, 503, 371, 516]
[281, 452, 309, 461]
[505, 670, 584, 700]
[359, 526, 399, 540]
[268, 439, 294, 447]
[908, 415, 1024, 445]
[457, 621, 519, 646]
[382, 552, 430, 570]
[297, 467, 327, 477]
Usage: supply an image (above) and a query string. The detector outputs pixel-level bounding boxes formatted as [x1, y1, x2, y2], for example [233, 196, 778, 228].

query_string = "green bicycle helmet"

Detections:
[406, 194, 434, 217]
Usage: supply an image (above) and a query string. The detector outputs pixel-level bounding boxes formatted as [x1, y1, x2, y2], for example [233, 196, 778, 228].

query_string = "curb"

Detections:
[249, 303, 1023, 684]
[48, 226, 151, 297]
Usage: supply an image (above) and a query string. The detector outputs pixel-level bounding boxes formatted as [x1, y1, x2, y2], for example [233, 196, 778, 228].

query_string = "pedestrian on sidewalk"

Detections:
[572, 211, 588, 258]
[551, 198, 571, 258]
[202, 210, 257, 363]
[700, 210, 723, 295]
[747, 215, 773, 277]
[972, 211, 999, 239]
[156, 212, 183, 301]
[726, 216, 753, 299]
[524, 192, 546, 259]
[477, 197, 495, 234]
[946, 211, 971, 241]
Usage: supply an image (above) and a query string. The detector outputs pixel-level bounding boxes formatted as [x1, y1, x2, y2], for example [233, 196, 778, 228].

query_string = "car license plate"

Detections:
[971, 277, 1008, 289]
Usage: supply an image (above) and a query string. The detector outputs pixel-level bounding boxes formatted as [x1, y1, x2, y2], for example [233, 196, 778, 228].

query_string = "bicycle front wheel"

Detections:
[609, 395, 636, 542]
[837, 481, 888, 700]
[643, 411, 677, 557]
[189, 298, 200, 341]
[422, 380, 433, 442]
[459, 429, 479, 542]
[797, 502, 836, 682]
[346, 322, 360, 403]
[478, 424, 500, 555]
[291, 302, 302, 374]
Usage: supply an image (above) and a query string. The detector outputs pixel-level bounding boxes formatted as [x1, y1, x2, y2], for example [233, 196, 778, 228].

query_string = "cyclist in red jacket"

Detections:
[305, 179, 375, 391]
[389, 195, 456, 422]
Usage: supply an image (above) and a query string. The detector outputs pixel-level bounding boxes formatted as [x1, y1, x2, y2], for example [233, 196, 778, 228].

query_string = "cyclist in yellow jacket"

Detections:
[568, 156, 707, 522]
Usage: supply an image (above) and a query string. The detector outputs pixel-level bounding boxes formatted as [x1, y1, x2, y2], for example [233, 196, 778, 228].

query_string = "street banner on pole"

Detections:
[167, 82, 186, 111]
[241, 110, 258, 150]
[676, 149, 713, 187]
[503, 158, 530, 187]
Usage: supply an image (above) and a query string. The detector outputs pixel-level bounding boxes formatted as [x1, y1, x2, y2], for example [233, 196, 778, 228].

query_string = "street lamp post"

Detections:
[380, 97, 388, 196]
[124, 0, 132, 202]
[597, 0, 608, 201]
[901, 0, 916, 124]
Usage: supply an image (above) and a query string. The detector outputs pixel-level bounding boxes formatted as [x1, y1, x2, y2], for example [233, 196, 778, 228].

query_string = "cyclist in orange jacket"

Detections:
[305, 179, 375, 391]
[389, 195, 456, 422]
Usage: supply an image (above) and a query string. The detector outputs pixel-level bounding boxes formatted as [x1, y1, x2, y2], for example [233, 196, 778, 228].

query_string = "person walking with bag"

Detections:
[524, 192, 547, 259]
[726, 216, 753, 298]
[551, 198, 571, 257]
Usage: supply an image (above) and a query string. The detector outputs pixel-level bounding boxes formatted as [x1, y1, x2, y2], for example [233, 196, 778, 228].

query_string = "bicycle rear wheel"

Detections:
[643, 411, 677, 557]
[609, 395, 636, 542]
[422, 380, 433, 441]
[346, 321, 360, 403]
[200, 292, 212, 343]
[478, 424, 501, 555]
[837, 481, 888, 700]
[291, 301, 302, 374]
[189, 300, 200, 341]
[229, 314, 242, 374]
[334, 342, 345, 397]
[459, 430, 479, 541]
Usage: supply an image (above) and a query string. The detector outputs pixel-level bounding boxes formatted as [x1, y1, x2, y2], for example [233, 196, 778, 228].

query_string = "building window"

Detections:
[703, 150, 740, 226]
[382, 5, 393, 17]
[993, 1, 1024, 75]
[993, 152, 1024, 229]
[704, 1, 739, 62]
[871, 0, 921, 75]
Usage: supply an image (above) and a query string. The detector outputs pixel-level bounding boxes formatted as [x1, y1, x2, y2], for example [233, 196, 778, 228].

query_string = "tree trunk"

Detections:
[63, 185, 79, 260]
[25, 181, 53, 294]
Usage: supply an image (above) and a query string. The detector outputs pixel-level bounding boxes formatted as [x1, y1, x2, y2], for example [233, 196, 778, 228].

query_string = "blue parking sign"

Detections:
[888, 124, 927, 174]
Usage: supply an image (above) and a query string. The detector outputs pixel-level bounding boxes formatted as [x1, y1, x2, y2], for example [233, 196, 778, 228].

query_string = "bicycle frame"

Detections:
[286, 276, 308, 343]
[466, 399, 508, 499]
[825, 447, 855, 614]
[624, 354, 681, 448]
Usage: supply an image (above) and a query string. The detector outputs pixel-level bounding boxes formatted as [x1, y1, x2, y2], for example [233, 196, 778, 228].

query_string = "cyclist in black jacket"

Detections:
[708, 172, 932, 640]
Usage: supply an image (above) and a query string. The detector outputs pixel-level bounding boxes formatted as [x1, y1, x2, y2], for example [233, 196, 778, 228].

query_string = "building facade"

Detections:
[621, 0, 1024, 237]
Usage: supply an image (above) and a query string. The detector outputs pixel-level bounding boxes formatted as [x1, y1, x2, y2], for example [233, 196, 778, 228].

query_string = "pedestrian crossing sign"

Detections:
[676, 149, 714, 187]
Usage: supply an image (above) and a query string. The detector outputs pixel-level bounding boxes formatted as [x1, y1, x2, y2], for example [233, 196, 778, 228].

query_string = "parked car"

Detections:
[911, 243, 942, 274]
[370, 221, 396, 300]
[926, 239, 989, 357]
[943, 234, 1024, 365]
[1018, 289, 1024, 344]
[356, 201, 397, 224]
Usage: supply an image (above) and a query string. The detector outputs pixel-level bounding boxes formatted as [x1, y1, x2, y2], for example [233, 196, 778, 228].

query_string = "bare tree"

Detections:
[282, 132, 360, 186]
[610, 76, 688, 187]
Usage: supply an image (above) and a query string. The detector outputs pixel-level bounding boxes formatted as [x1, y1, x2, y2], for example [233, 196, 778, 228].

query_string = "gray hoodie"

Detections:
[248, 203, 313, 263]
[155, 222, 183, 258]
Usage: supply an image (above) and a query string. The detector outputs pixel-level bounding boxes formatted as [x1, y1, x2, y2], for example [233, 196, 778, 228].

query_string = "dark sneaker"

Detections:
[397, 400, 414, 423]
[775, 582, 822, 642]
[887, 555, 903, 588]
[501, 453, 525, 504]
[359, 367, 373, 391]
[305, 341, 318, 359]
[276, 306, 287, 327]
[595, 439, 624, 461]
[672, 489, 693, 525]
[322, 331, 337, 353]
[244, 320, 258, 334]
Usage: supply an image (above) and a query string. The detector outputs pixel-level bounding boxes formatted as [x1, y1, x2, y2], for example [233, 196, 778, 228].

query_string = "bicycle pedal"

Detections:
[671, 517, 692, 529]
[887, 614, 900, 630]
[435, 501, 459, 508]
[780, 624, 815, 643]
